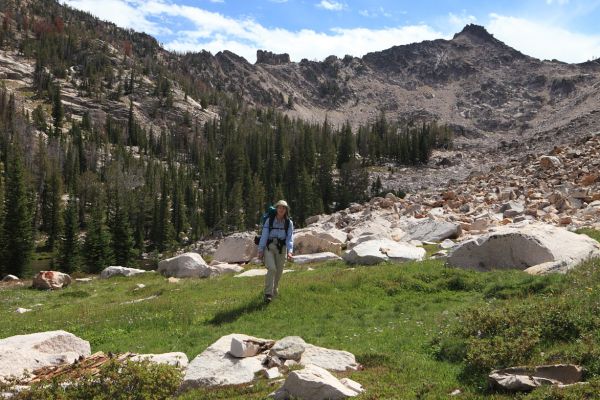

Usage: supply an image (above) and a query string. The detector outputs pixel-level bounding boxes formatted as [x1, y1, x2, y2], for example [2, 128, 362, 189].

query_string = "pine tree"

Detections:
[155, 178, 175, 251]
[336, 158, 368, 210]
[337, 121, 355, 168]
[40, 166, 63, 250]
[52, 81, 63, 133]
[227, 180, 245, 232]
[2, 143, 34, 277]
[58, 194, 80, 273]
[84, 200, 114, 273]
[109, 192, 136, 267]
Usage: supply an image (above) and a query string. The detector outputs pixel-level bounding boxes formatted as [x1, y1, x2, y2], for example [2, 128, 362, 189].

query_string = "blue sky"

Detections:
[62, 0, 600, 63]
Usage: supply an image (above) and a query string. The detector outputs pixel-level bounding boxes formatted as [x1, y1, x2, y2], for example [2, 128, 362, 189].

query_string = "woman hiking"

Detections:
[257, 200, 294, 303]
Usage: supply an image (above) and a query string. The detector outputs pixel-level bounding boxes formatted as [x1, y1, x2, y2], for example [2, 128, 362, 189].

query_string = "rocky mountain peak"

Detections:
[453, 24, 498, 44]
[256, 50, 291, 65]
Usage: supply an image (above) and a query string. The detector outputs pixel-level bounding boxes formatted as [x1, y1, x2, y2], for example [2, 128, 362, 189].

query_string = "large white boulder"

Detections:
[32, 271, 72, 290]
[0, 331, 91, 381]
[271, 364, 363, 400]
[292, 253, 342, 264]
[130, 352, 189, 369]
[180, 334, 270, 390]
[213, 233, 258, 263]
[100, 266, 147, 279]
[342, 239, 425, 265]
[403, 219, 462, 242]
[305, 227, 347, 244]
[448, 223, 600, 274]
[294, 231, 342, 255]
[157, 253, 212, 278]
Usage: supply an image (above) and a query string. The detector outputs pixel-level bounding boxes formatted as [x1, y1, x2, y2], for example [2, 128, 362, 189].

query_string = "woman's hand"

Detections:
[287, 252, 293, 261]
[258, 251, 263, 260]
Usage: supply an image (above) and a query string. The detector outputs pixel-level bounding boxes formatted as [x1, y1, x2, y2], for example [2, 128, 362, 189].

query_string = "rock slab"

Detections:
[0, 331, 91, 380]
[448, 223, 600, 274]
[404, 219, 462, 242]
[489, 364, 583, 392]
[292, 253, 342, 265]
[342, 239, 425, 265]
[100, 266, 147, 279]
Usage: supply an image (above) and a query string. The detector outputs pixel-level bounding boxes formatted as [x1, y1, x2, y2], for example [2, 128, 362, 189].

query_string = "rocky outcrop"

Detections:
[213, 233, 258, 263]
[32, 271, 72, 290]
[0, 331, 91, 381]
[181, 334, 270, 389]
[180, 334, 360, 392]
[448, 223, 600, 274]
[270, 364, 364, 400]
[256, 50, 291, 65]
[100, 266, 147, 279]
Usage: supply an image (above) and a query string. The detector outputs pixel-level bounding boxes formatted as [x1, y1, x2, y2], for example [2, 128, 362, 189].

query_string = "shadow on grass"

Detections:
[207, 296, 268, 326]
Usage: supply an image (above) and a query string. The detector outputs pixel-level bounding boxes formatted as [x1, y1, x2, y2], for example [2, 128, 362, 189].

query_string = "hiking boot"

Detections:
[264, 294, 272, 304]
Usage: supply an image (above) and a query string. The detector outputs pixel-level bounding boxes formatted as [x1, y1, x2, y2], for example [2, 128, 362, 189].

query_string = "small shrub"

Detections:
[8, 360, 182, 400]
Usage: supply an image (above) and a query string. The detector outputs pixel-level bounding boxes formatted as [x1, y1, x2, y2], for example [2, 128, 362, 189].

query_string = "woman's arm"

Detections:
[286, 219, 294, 255]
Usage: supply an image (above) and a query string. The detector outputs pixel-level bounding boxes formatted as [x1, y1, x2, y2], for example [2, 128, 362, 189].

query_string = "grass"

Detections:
[5, 255, 599, 399]
[577, 228, 600, 243]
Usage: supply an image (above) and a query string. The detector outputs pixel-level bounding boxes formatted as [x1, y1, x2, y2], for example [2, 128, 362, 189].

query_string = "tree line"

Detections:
[0, 83, 451, 278]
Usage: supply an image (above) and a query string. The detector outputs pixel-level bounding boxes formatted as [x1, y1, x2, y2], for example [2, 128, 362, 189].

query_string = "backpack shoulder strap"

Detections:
[284, 218, 290, 236]
[269, 214, 276, 231]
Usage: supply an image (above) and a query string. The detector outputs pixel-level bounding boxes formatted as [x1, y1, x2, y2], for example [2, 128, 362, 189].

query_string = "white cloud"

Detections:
[546, 0, 570, 4]
[448, 12, 477, 30]
[488, 13, 600, 62]
[316, 1, 345, 11]
[62, 0, 172, 35]
[62, 0, 600, 64]
[63, 0, 444, 63]
[359, 7, 392, 18]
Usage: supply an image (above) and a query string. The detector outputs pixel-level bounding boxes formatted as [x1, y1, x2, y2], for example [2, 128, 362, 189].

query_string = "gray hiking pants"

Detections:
[264, 241, 286, 296]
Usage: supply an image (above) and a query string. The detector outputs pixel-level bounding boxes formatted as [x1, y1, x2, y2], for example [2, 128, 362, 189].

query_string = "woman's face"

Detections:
[276, 205, 287, 218]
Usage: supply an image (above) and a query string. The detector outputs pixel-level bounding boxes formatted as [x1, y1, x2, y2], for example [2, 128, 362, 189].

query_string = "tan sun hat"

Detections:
[274, 199, 289, 211]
